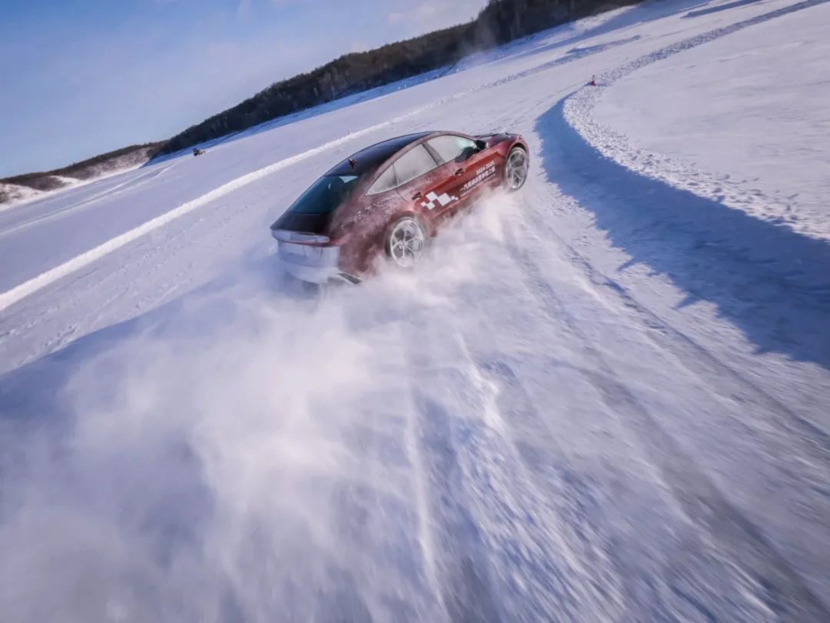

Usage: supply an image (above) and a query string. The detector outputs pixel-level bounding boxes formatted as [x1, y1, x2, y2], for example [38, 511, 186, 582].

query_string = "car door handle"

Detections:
[412, 191, 422, 200]
[454, 168, 464, 177]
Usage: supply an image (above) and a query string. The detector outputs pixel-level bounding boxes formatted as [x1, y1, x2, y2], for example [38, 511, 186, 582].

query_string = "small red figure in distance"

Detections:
[590, 75, 596, 86]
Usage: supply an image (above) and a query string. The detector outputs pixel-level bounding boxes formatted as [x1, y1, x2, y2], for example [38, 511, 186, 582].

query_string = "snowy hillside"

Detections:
[1, 0, 829, 621]
[0, 143, 161, 209]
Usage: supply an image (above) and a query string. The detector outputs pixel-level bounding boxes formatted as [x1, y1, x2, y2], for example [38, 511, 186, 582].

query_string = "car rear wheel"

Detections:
[505, 146, 529, 191]
[385, 216, 427, 269]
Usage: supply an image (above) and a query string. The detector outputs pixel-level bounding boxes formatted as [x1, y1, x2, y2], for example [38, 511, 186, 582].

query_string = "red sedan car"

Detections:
[270, 130, 529, 283]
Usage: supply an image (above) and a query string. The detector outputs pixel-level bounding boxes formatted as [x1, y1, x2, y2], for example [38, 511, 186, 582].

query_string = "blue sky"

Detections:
[0, 0, 486, 177]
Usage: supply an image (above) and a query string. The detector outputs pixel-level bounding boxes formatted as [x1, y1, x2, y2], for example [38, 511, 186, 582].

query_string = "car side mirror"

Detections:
[475, 139, 487, 151]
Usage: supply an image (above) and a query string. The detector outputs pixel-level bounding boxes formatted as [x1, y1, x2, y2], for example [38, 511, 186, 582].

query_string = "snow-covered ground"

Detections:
[1, 0, 829, 621]
[589, 0, 830, 240]
[0, 148, 159, 212]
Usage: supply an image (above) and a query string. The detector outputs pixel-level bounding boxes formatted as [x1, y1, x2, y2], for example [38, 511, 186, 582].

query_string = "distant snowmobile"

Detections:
[192, 148, 206, 157]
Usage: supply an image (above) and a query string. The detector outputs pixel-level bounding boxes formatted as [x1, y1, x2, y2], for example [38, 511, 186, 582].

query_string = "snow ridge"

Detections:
[564, 0, 830, 241]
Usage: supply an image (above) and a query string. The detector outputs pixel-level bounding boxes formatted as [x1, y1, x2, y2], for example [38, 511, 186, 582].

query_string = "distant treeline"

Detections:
[158, 0, 640, 156]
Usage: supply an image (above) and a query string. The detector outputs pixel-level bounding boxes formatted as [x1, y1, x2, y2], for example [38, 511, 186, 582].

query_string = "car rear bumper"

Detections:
[273, 231, 358, 284]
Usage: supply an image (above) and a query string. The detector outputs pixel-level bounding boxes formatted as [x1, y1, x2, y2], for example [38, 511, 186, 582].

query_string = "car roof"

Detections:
[327, 132, 434, 176]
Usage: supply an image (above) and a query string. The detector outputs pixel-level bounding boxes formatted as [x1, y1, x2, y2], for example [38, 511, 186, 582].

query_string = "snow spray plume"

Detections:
[0, 196, 522, 622]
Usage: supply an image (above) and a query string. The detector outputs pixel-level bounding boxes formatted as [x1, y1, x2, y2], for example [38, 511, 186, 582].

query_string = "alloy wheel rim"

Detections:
[389, 219, 425, 268]
[506, 149, 528, 189]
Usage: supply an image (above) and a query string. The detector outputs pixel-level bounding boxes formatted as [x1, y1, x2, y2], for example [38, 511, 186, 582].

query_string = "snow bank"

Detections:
[0, 183, 42, 207]
[583, 0, 830, 239]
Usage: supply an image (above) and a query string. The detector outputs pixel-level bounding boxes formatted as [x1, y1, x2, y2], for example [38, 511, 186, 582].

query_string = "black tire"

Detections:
[504, 146, 529, 191]
[384, 215, 428, 269]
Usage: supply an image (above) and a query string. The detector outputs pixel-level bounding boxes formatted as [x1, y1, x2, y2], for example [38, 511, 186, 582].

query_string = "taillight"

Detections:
[270, 229, 331, 244]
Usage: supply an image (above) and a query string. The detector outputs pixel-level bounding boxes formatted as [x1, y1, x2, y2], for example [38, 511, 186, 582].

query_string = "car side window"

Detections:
[367, 165, 397, 195]
[427, 135, 478, 164]
[393, 145, 441, 186]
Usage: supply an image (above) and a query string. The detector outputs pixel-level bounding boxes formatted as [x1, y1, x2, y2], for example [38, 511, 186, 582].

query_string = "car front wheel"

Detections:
[385, 216, 427, 269]
[504, 146, 529, 191]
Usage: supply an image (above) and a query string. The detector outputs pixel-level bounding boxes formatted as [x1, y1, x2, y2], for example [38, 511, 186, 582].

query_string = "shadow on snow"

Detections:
[684, 0, 764, 19]
[535, 97, 830, 370]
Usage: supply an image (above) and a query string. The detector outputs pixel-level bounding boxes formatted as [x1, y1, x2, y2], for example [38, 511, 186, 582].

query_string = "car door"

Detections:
[391, 144, 456, 225]
[426, 135, 500, 210]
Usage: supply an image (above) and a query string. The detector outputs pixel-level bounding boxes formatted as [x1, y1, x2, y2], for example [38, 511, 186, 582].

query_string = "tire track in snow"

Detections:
[393, 219, 776, 620]
[0, 195, 257, 373]
[400, 315, 505, 622]
[461, 354, 629, 621]
[471, 354, 770, 621]
[599, 0, 830, 84]
[400, 303, 583, 620]
[500, 216, 830, 620]
[565, 0, 830, 242]
[313, 403, 442, 623]
[548, 93, 830, 458]
[0, 162, 182, 238]
[397, 283, 624, 621]
[438, 207, 787, 619]
[563, 232, 830, 464]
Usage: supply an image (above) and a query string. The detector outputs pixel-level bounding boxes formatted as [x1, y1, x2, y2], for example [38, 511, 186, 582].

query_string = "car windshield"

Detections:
[288, 174, 359, 214]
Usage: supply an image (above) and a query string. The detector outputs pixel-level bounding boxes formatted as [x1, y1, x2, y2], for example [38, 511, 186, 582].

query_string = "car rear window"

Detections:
[288, 174, 359, 214]
[328, 133, 430, 176]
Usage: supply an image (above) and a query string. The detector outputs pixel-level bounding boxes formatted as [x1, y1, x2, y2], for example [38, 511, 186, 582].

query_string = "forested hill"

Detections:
[157, 0, 640, 156]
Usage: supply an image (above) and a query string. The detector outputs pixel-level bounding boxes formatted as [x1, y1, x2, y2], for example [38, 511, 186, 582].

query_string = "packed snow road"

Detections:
[1, 0, 830, 621]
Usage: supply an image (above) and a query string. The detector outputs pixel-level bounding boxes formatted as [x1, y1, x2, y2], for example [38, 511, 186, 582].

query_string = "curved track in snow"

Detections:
[565, 0, 830, 242]
[1, 1, 830, 621]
